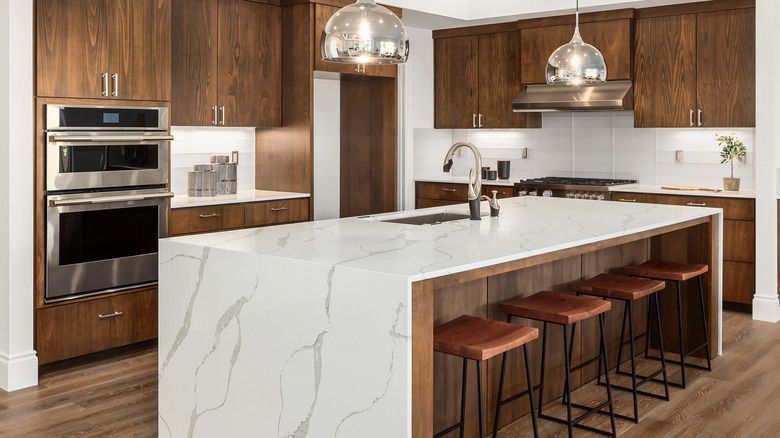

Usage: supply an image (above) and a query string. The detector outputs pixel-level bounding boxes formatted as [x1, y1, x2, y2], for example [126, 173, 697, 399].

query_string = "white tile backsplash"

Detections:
[170, 127, 256, 196]
[413, 112, 756, 189]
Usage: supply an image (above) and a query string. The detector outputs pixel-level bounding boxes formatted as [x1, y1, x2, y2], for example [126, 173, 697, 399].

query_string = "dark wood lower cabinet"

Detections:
[36, 288, 158, 365]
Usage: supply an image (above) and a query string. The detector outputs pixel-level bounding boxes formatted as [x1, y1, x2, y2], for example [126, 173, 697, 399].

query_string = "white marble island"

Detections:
[158, 197, 722, 438]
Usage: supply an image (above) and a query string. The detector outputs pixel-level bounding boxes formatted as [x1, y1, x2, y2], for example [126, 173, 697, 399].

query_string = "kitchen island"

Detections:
[158, 197, 722, 437]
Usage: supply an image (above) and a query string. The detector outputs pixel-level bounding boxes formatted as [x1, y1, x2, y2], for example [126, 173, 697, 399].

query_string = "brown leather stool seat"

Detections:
[433, 315, 539, 438]
[499, 291, 616, 438]
[622, 260, 712, 389]
[569, 274, 670, 423]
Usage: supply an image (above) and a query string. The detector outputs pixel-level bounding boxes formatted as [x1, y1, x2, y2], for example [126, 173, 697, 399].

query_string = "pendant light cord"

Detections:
[576, 0, 579, 29]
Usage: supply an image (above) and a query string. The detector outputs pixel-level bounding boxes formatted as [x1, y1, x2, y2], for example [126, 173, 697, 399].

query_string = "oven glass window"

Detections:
[59, 145, 159, 173]
[58, 206, 158, 266]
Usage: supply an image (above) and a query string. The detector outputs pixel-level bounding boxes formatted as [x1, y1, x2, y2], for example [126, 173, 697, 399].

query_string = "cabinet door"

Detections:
[434, 36, 479, 129]
[697, 8, 755, 128]
[478, 32, 540, 129]
[171, 0, 219, 126]
[520, 25, 572, 85]
[110, 0, 171, 101]
[634, 14, 697, 128]
[36, 0, 110, 99]
[218, 0, 282, 127]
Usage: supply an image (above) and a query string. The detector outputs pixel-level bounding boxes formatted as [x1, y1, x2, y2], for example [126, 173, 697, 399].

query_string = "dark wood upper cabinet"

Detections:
[696, 8, 756, 128]
[313, 4, 397, 78]
[434, 32, 540, 129]
[520, 19, 633, 85]
[434, 36, 479, 129]
[633, 14, 698, 128]
[37, 0, 170, 101]
[171, 0, 281, 127]
[634, 7, 755, 128]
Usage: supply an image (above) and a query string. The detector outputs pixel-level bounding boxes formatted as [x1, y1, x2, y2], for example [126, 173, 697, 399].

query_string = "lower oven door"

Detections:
[46, 189, 173, 302]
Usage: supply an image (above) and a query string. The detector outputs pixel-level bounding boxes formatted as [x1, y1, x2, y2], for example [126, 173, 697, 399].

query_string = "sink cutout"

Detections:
[376, 212, 478, 226]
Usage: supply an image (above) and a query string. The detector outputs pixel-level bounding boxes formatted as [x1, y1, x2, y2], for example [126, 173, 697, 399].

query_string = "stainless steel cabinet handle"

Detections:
[442, 188, 457, 192]
[212, 106, 218, 126]
[49, 192, 174, 207]
[478, 114, 483, 128]
[472, 114, 477, 128]
[111, 74, 118, 97]
[689, 109, 694, 127]
[495, 191, 506, 195]
[98, 311, 123, 320]
[270, 207, 288, 212]
[687, 202, 707, 207]
[199, 213, 221, 218]
[102, 73, 109, 97]
[618, 198, 637, 202]
[698, 109, 703, 127]
[49, 134, 175, 142]
[220, 106, 225, 126]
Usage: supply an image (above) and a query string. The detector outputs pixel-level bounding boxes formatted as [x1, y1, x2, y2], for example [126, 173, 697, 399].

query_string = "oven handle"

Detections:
[49, 192, 174, 207]
[49, 135, 174, 143]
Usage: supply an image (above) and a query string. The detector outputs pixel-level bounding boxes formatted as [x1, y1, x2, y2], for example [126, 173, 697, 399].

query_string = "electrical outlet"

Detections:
[522, 147, 528, 159]
[738, 155, 747, 164]
[675, 150, 684, 163]
[456, 148, 464, 158]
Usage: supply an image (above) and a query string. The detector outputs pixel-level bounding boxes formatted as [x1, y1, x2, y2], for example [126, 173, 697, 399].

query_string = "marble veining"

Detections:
[159, 197, 721, 437]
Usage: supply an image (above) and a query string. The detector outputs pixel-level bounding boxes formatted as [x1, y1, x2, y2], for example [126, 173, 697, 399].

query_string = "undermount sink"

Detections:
[363, 209, 485, 226]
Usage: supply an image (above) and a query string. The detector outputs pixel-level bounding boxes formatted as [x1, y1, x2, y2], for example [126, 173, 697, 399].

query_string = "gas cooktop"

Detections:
[517, 177, 637, 187]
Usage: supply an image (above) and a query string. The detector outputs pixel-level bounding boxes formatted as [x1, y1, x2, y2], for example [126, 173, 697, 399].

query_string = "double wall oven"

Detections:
[45, 105, 173, 302]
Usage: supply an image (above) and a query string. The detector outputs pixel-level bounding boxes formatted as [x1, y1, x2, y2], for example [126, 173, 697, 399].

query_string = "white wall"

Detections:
[313, 76, 341, 220]
[0, 0, 37, 392]
[414, 115, 756, 189]
[169, 127, 256, 196]
[753, 0, 780, 322]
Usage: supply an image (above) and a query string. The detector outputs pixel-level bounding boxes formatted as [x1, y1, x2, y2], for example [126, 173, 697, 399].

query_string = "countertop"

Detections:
[164, 197, 721, 281]
[170, 189, 310, 209]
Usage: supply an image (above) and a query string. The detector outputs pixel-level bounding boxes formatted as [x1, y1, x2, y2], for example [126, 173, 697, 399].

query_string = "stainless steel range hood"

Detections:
[512, 80, 633, 112]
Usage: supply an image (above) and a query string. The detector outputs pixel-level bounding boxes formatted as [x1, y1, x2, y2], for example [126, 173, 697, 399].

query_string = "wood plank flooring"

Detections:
[0, 310, 777, 437]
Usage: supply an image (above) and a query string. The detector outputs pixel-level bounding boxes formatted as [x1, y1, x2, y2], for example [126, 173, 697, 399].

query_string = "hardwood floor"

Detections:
[0, 310, 777, 437]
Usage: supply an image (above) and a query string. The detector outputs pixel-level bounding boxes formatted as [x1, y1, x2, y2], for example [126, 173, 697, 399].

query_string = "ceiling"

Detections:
[383, 0, 710, 29]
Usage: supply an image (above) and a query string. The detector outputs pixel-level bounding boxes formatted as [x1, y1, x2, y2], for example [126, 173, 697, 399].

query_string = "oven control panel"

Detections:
[514, 186, 609, 201]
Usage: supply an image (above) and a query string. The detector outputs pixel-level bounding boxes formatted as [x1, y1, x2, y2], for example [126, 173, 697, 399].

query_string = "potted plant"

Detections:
[716, 133, 746, 191]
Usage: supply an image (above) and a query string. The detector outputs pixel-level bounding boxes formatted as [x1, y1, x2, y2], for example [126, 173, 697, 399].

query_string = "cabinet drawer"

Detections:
[416, 182, 470, 201]
[724, 220, 755, 263]
[244, 198, 309, 227]
[723, 261, 755, 305]
[36, 288, 158, 365]
[611, 192, 647, 203]
[644, 194, 754, 221]
[416, 198, 464, 209]
[170, 204, 245, 236]
[482, 185, 513, 199]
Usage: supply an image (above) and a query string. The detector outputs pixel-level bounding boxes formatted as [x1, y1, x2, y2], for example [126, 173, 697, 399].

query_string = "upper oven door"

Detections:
[46, 132, 171, 192]
[46, 189, 173, 302]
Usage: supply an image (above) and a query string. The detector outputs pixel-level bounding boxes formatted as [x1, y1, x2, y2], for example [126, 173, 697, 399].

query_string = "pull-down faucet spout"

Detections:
[442, 141, 486, 220]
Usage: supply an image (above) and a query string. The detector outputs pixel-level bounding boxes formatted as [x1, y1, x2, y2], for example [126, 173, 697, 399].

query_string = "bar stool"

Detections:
[499, 291, 616, 438]
[622, 261, 712, 389]
[568, 274, 670, 423]
[433, 315, 539, 438]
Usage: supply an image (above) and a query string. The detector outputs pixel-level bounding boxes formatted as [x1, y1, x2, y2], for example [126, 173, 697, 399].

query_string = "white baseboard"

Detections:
[753, 295, 780, 323]
[0, 350, 38, 392]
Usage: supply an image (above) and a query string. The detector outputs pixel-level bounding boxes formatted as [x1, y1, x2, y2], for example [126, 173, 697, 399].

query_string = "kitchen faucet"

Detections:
[442, 141, 500, 220]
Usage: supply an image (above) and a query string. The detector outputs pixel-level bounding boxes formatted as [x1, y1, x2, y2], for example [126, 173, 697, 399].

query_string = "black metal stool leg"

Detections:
[644, 295, 653, 358]
[598, 314, 617, 437]
[537, 322, 548, 418]
[493, 352, 508, 438]
[523, 344, 539, 438]
[698, 276, 712, 371]
[562, 323, 577, 405]
[653, 292, 670, 401]
[562, 324, 574, 438]
[615, 300, 630, 375]
[675, 280, 687, 389]
[476, 361, 485, 438]
[626, 300, 639, 423]
[459, 358, 467, 438]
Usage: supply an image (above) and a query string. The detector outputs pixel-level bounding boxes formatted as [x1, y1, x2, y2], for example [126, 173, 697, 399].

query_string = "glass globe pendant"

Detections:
[321, 0, 409, 65]
[546, 0, 607, 85]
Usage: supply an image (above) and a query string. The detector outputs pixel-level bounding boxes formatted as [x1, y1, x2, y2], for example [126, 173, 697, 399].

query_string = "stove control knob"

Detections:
[529, 190, 538, 196]
[542, 190, 553, 198]
[597, 195, 605, 201]
[565, 193, 573, 199]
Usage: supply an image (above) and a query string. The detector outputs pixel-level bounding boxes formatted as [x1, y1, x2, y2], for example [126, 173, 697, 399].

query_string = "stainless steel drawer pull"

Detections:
[618, 198, 637, 202]
[687, 202, 707, 207]
[98, 311, 123, 320]
[442, 188, 457, 192]
[495, 192, 506, 195]
[271, 207, 288, 212]
[199, 213, 221, 218]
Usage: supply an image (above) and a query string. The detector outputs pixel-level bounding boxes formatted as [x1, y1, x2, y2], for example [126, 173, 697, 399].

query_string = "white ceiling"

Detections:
[384, 0, 710, 29]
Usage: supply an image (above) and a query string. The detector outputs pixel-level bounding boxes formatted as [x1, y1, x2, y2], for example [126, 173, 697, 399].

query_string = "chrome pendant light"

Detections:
[321, 0, 409, 65]
[546, 0, 607, 84]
